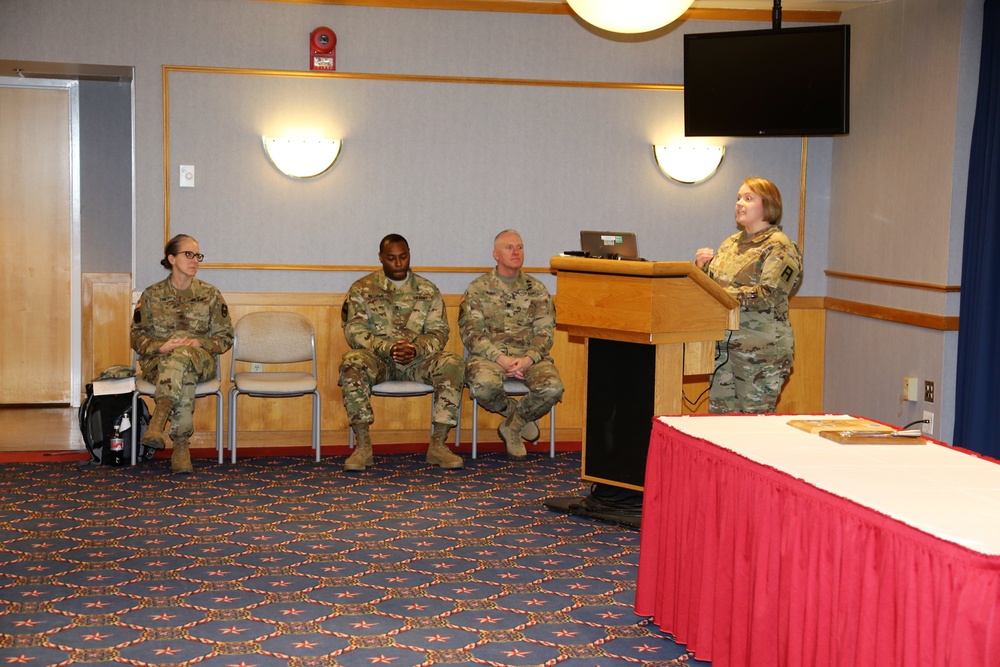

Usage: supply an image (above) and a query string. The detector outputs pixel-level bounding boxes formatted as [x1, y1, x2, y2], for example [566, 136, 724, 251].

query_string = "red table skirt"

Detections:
[635, 419, 1000, 667]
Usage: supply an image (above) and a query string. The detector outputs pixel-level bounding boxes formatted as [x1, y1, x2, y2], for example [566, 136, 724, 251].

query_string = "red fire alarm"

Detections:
[310, 27, 336, 71]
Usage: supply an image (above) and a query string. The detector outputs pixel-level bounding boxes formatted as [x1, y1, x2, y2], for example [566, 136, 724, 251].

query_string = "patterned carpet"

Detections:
[0, 453, 707, 667]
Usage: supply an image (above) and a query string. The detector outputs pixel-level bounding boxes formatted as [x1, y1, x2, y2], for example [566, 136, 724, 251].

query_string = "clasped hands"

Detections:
[496, 354, 534, 380]
[389, 342, 532, 377]
[390, 340, 418, 365]
[157, 337, 203, 354]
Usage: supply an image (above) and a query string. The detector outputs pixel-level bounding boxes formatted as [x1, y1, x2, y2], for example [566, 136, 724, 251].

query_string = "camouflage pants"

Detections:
[709, 339, 792, 414]
[465, 357, 564, 422]
[339, 349, 464, 427]
[141, 346, 217, 441]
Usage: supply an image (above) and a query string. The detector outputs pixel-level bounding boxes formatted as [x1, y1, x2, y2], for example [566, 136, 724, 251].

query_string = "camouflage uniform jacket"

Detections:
[705, 225, 802, 344]
[460, 269, 556, 363]
[343, 270, 449, 362]
[130, 278, 234, 366]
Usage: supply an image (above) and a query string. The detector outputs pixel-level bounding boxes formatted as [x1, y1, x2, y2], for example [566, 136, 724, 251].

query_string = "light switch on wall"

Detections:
[179, 165, 195, 187]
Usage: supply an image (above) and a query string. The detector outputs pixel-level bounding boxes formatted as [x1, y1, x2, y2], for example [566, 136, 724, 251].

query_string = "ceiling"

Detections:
[1, 0, 883, 82]
[531, 0, 877, 8]
[253, 0, 880, 10]
[251, 0, 883, 21]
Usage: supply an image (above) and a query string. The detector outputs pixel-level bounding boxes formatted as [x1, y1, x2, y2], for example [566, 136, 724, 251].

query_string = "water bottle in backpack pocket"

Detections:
[78, 386, 153, 466]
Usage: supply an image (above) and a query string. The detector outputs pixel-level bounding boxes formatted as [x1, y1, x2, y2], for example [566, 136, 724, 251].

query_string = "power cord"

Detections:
[683, 330, 733, 410]
[902, 418, 929, 430]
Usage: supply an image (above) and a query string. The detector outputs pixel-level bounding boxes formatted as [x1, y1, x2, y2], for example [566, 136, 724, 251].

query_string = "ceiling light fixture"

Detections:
[262, 136, 342, 179]
[566, 0, 694, 34]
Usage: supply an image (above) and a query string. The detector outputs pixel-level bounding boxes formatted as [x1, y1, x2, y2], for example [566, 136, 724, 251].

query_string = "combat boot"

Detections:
[141, 397, 172, 450]
[426, 423, 463, 469]
[506, 396, 538, 442]
[498, 408, 528, 460]
[171, 438, 194, 474]
[345, 423, 374, 471]
[520, 416, 540, 443]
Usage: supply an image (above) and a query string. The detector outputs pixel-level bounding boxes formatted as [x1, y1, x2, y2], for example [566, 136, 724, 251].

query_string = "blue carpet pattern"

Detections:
[0, 453, 707, 667]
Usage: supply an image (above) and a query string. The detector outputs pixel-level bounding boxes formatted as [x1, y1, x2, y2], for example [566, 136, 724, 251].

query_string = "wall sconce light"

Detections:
[566, 0, 695, 34]
[653, 143, 726, 184]
[262, 136, 342, 179]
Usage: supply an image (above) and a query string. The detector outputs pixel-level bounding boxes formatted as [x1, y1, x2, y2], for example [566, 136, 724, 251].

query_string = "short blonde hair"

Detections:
[744, 177, 783, 226]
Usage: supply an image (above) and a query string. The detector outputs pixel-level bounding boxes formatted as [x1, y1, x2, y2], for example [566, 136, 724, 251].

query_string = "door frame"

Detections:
[1, 77, 82, 405]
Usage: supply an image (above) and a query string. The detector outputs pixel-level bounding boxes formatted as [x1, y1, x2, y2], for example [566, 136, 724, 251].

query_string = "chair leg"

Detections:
[454, 396, 461, 450]
[130, 393, 140, 466]
[549, 405, 556, 458]
[313, 392, 321, 462]
[228, 388, 239, 464]
[215, 390, 224, 465]
[471, 397, 479, 459]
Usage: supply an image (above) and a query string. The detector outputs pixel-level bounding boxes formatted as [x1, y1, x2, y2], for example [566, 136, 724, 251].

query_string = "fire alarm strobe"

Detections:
[310, 27, 336, 71]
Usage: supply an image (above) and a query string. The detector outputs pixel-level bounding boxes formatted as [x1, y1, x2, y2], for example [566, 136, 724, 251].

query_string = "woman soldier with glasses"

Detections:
[131, 234, 233, 473]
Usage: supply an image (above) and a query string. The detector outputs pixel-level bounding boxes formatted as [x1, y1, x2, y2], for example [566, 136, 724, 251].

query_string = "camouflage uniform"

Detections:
[460, 269, 564, 422]
[340, 269, 463, 427]
[130, 278, 233, 441]
[703, 225, 802, 414]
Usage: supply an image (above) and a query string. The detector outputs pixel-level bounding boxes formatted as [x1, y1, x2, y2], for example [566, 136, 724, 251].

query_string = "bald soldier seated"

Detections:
[459, 229, 564, 460]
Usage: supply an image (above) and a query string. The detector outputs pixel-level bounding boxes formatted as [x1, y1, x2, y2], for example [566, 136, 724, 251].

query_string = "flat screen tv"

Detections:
[683, 25, 850, 137]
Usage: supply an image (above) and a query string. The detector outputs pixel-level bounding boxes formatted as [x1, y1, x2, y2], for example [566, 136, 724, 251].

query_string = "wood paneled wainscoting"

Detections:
[83, 276, 825, 453]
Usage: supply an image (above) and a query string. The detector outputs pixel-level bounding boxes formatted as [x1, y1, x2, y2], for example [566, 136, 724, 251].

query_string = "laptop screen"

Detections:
[580, 231, 640, 260]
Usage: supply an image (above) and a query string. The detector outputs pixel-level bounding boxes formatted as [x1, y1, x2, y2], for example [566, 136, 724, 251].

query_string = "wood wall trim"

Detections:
[201, 263, 553, 274]
[219, 291, 957, 331]
[219, 292, 483, 307]
[789, 295, 825, 309]
[248, 0, 841, 23]
[825, 270, 961, 293]
[221, 293, 902, 318]
[164, 65, 684, 91]
[825, 297, 959, 331]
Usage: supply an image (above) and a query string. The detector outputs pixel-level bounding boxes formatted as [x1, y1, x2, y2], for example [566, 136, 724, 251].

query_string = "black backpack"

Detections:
[78, 385, 153, 466]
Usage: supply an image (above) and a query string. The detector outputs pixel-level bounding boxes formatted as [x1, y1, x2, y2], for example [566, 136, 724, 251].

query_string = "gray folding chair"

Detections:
[471, 376, 555, 459]
[348, 380, 462, 450]
[229, 312, 321, 462]
[131, 354, 224, 466]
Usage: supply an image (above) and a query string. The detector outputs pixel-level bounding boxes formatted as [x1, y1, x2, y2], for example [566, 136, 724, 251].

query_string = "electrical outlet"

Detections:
[922, 411, 934, 435]
[902, 377, 918, 402]
[251, 363, 264, 372]
[924, 380, 934, 403]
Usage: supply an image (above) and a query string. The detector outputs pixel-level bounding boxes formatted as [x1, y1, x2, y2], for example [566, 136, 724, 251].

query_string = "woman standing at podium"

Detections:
[694, 177, 802, 414]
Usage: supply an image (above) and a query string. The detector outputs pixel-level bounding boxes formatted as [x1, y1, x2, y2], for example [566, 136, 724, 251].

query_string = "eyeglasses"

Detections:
[177, 251, 205, 261]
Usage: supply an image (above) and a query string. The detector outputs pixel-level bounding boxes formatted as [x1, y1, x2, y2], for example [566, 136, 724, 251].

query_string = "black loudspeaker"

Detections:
[583, 338, 656, 489]
[544, 339, 652, 529]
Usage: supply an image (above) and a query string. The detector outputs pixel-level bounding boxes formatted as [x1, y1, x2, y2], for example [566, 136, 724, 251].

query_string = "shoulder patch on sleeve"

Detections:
[780, 262, 799, 286]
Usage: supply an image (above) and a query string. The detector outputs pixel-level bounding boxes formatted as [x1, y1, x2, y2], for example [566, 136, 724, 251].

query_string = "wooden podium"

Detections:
[551, 256, 739, 491]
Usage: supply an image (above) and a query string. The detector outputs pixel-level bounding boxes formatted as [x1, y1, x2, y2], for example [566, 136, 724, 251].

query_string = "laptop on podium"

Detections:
[579, 231, 641, 260]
